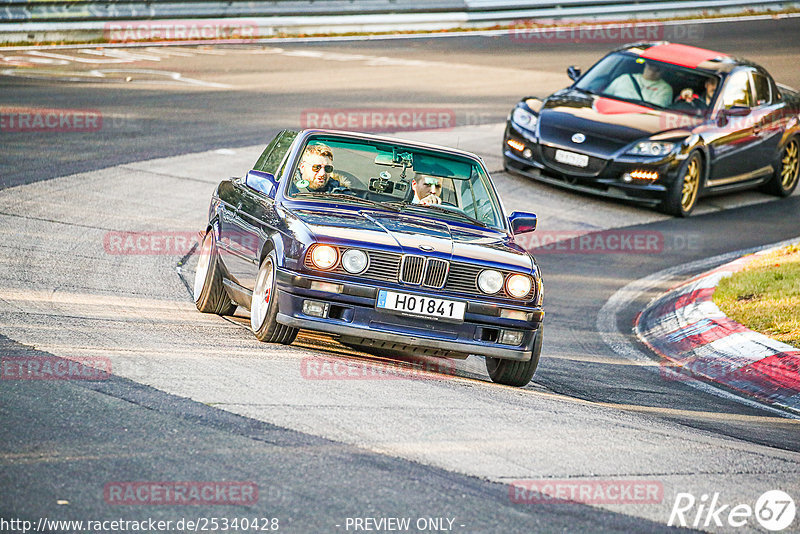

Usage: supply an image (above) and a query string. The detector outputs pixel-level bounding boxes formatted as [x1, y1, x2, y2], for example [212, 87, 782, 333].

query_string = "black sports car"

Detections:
[195, 129, 544, 386]
[504, 42, 800, 216]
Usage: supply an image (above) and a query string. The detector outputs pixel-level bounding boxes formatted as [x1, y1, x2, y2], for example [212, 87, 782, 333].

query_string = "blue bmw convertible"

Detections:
[195, 129, 544, 386]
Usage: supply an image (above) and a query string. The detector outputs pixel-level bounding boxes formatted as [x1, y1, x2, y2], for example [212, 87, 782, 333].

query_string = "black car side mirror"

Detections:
[567, 66, 581, 82]
[716, 105, 750, 127]
[245, 170, 278, 198]
[509, 211, 537, 234]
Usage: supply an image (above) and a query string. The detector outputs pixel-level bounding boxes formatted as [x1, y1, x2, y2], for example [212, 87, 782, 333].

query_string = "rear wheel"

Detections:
[250, 250, 298, 344]
[194, 229, 237, 315]
[764, 137, 799, 197]
[660, 151, 702, 217]
[485, 325, 543, 387]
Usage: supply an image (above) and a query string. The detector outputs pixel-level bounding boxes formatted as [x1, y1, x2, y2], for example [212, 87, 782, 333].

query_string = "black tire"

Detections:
[763, 137, 799, 197]
[660, 151, 703, 217]
[485, 325, 543, 387]
[250, 250, 298, 344]
[194, 229, 237, 316]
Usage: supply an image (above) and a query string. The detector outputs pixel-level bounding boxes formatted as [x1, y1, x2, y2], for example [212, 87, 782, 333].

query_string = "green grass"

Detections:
[713, 244, 800, 348]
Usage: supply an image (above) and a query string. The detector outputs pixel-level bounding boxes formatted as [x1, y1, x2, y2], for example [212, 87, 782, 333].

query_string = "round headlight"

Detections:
[342, 249, 368, 274]
[506, 274, 532, 298]
[310, 245, 338, 270]
[478, 269, 504, 294]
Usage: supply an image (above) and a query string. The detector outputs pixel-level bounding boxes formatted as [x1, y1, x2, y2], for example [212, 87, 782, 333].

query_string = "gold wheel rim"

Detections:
[680, 157, 700, 211]
[780, 140, 799, 190]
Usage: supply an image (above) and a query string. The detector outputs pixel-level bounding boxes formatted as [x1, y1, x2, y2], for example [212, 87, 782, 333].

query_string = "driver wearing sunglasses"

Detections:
[294, 143, 350, 194]
[411, 174, 443, 206]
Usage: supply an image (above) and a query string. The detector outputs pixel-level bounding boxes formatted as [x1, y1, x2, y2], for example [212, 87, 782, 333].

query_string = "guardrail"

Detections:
[1, 0, 798, 44]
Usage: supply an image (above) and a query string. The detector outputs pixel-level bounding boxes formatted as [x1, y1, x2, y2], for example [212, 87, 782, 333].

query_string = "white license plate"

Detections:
[555, 149, 589, 168]
[376, 290, 465, 321]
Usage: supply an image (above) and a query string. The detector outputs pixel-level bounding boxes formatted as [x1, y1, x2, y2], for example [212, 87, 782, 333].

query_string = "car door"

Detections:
[750, 70, 784, 174]
[706, 68, 769, 185]
[226, 130, 298, 291]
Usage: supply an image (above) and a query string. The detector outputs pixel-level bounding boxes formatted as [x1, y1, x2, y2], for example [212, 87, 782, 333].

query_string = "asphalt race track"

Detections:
[1, 16, 800, 534]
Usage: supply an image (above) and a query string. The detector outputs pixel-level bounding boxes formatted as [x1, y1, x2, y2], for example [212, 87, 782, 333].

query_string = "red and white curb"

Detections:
[635, 247, 800, 414]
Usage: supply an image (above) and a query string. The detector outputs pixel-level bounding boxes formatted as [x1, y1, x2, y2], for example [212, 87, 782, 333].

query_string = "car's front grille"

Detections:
[305, 248, 532, 300]
[400, 255, 426, 285]
[541, 145, 607, 177]
[424, 258, 449, 289]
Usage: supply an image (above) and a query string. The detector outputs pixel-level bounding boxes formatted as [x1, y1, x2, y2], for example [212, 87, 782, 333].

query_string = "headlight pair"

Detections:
[478, 269, 533, 299]
[309, 245, 368, 274]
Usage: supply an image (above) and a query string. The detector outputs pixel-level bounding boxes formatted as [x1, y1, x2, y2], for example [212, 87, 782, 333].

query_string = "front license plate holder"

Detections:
[376, 290, 466, 322]
[555, 149, 589, 167]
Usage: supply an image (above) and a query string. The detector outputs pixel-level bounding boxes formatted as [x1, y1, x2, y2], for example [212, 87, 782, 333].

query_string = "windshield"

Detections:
[285, 135, 506, 230]
[574, 52, 721, 116]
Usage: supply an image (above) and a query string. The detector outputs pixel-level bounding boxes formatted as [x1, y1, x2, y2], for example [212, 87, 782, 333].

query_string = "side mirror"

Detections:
[567, 66, 581, 82]
[509, 211, 537, 234]
[245, 170, 278, 198]
[723, 106, 750, 117]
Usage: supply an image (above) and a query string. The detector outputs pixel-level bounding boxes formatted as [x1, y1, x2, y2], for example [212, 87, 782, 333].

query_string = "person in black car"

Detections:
[677, 76, 719, 113]
[292, 143, 350, 194]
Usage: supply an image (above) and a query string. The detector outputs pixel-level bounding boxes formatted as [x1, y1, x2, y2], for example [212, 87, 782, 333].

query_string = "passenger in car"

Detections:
[605, 60, 673, 107]
[678, 76, 719, 112]
[411, 174, 443, 205]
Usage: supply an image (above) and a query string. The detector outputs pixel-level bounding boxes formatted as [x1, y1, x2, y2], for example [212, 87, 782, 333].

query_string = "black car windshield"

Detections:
[574, 52, 720, 116]
[285, 135, 506, 230]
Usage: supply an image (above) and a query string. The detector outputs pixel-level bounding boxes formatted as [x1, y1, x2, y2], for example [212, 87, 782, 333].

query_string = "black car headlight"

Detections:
[512, 107, 538, 130]
[626, 141, 676, 157]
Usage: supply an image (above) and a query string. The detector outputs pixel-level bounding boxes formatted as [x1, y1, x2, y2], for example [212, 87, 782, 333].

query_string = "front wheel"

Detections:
[660, 151, 702, 217]
[194, 229, 237, 316]
[763, 137, 799, 197]
[250, 250, 298, 344]
[485, 325, 543, 387]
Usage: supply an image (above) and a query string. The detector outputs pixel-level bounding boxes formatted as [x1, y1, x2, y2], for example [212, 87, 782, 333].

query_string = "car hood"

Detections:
[536, 89, 703, 156]
[287, 204, 533, 272]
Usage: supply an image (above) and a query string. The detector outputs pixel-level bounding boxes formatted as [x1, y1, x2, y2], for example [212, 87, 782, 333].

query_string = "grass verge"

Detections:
[713, 244, 800, 348]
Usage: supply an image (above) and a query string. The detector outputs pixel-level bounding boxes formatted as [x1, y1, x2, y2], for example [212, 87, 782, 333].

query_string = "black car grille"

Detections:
[541, 145, 607, 177]
[306, 248, 532, 300]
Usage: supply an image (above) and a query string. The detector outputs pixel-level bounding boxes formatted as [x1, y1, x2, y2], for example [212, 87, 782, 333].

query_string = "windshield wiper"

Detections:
[397, 202, 488, 228]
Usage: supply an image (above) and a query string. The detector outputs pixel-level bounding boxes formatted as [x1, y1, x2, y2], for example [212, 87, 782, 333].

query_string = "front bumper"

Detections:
[274, 269, 544, 361]
[504, 121, 681, 205]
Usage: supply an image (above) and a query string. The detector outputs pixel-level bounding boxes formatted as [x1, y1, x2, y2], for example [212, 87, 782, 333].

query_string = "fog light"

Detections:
[303, 300, 330, 318]
[507, 139, 525, 152]
[499, 329, 524, 346]
[522, 148, 533, 159]
[310, 281, 343, 294]
[624, 170, 659, 183]
[500, 309, 528, 321]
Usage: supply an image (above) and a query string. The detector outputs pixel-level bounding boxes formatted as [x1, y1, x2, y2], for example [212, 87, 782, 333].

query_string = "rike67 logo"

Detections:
[668, 490, 795, 531]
